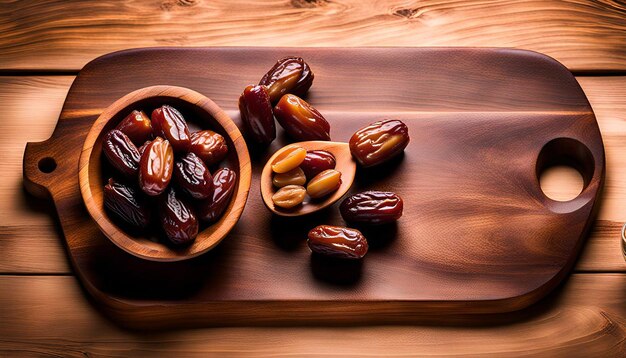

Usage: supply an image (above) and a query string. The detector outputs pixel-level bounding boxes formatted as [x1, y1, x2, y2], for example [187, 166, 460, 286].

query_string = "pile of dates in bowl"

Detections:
[99, 101, 239, 247]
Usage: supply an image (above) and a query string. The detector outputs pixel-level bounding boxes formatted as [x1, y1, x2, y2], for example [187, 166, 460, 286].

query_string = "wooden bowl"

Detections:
[79, 86, 251, 262]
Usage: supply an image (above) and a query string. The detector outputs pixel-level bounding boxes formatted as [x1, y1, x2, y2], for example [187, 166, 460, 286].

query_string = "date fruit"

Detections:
[116, 110, 153, 145]
[272, 167, 306, 187]
[300, 150, 336, 179]
[151, 105, 192, 153]
[259, 56, 314, 103]
[102, 129, 141, 178]
[103, 178, 151, 229]
[238, 85, 276, 145]
[174, 152, 213, 200]
[273, 94, 331, 141]
[349, 119, 410, 167]
[306, 169, 341, 199]
[271, 146, 307, 174]
[307, 225, 368, 259]
[139, 137, 174, 196]
[340, 191, 403, 225]
[189, 130, 228, 166]
[197, 168, 237, 223]
[159, 188, 199, 245]
[272, 185, 306, 209]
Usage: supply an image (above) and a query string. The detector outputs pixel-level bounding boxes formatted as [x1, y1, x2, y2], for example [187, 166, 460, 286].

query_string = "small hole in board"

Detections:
[38, 157, 57, 173]
[539, 165, 584, 201]
[536, 138, 594, 202]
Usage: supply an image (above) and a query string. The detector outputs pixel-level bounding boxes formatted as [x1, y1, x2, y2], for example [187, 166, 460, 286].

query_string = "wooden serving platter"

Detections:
[23, 48, 604, 328]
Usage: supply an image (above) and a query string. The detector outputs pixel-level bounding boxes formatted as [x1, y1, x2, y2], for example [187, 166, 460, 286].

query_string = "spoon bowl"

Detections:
[261, 141, 356, 216]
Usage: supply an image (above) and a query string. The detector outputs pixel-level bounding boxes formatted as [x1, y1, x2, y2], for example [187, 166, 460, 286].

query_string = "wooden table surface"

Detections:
[1, 1, 625, 356]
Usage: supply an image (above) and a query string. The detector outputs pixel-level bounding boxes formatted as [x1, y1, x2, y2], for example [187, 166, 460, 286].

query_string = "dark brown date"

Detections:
[116, 110, 153, 145]
[102, 129, 140, 178]
[197, 168, 237, 223]
[340, 191, 403, 225]
[138, 137, 174, 196]
[307, 225, 368, 260]
[159, 188, 199, 245]
[103, 178, 151, 229]
[174, 152, 213, 200]
[189, 130, 228, 166]
[259, 56, 314, 103]
[273, 94, 330, 141]
[349, 119, 409, 167]
[151, 105, 191, 153]
[300, 150, 336, 179]
[238, 85, 276, 145]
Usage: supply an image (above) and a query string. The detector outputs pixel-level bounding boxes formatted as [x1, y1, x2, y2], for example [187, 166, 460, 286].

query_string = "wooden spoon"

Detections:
[261, 141, 357, 216]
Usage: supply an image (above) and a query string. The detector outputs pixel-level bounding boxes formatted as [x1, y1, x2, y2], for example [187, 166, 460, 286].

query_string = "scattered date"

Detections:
[340, 191, 403, 225]
[259, 56, 314, 103]
[349, 119, 409, 167]
[307, 225, 368, 259]
[274, 94, 330, 141]
[238, 85, 276, 145]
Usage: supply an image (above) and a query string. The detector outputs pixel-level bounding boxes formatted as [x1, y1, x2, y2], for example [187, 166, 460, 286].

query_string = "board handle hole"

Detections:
[38, 157, 57, 174]
[536, 138, 594, 202]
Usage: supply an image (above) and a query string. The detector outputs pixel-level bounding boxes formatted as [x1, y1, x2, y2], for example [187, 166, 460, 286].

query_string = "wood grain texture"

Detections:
[0, 76, 74, 273]
[19, 48, 608, 327]
[2, 75, 625, 275]
[1, 0, 626, 72]
[0, 274, 624, 356]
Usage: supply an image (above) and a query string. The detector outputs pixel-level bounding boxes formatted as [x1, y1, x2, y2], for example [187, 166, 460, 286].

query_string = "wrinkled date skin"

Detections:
[189, 130, 228, 166]
[103, 178, 151, 229]
[259, 56, 314, 103]
[273, 94, 330, 141]
[197, 168, 237, 223]
[307, 225, 368, 260]
[300, 150, 336, 179]
[159, 188, 199, 245]
[151, 105, 192, 153]
[139, 137, 174, 196]
[174, 152, 213, 200]
[340, 191, 404, 225]
[116, 110, 153, 145]
[102, 129, 141, 178]
[349, 119, 410, 167]
[238, 85, 276, 145]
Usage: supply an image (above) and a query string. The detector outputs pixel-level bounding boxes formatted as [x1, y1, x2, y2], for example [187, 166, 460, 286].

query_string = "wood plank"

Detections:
[0, 76, 73, 273]
[1, 75, 625, 275]
[0, 0, 625, 72]
[0, 274, 624, 356]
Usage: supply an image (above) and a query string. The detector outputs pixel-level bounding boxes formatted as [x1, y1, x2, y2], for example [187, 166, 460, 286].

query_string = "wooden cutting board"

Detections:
[23, 48, 604, 328]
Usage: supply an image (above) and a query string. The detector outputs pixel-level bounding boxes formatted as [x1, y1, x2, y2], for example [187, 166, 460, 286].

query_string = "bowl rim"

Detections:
[78, 85, 251, 262]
